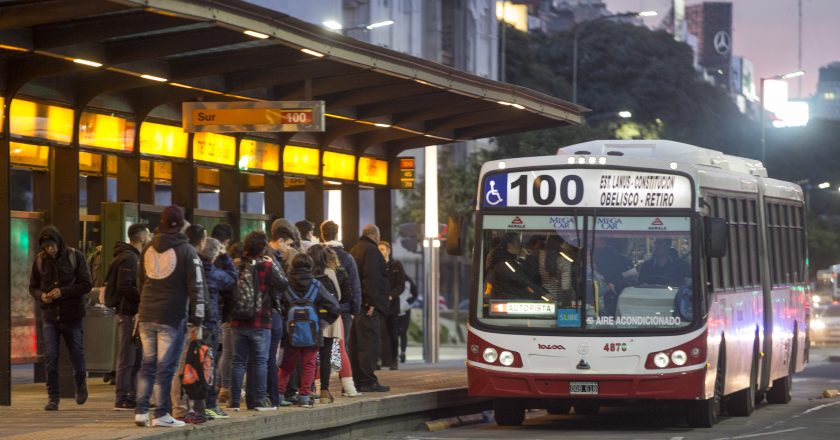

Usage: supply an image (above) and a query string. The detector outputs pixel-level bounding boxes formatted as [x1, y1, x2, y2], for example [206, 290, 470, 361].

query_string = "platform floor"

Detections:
[0, 347, 470, 440]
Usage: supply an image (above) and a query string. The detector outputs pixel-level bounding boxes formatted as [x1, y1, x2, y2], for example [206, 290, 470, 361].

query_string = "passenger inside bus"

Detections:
[484, 232, 544, 300]
[528, 235, 576, 307]
[638, 238, 690, 287]
[592, 237, 633, 315]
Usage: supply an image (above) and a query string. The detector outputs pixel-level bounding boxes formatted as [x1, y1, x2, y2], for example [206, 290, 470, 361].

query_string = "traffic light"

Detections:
[398, 222, 420, 253]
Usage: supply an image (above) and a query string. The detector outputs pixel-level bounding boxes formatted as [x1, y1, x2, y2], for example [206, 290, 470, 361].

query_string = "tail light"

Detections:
[467, 331, 523, 368]
[645, 330, 707, 369]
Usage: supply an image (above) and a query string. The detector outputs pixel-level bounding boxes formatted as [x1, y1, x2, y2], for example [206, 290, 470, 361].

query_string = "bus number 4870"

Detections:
[603, 343, 628, 352]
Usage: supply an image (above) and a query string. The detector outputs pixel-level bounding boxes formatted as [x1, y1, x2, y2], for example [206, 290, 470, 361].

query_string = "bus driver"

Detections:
[638, 238, 690, 287]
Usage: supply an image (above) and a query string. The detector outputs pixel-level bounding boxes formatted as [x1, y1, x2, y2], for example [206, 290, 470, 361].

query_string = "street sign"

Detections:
[182, 101, 324, 133]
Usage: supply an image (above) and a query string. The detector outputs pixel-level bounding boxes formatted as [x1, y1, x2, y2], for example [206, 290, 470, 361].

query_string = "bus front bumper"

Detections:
[467, 362, 707, 400]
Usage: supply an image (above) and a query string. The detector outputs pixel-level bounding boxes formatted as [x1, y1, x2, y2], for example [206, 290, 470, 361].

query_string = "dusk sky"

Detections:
[604, 0, 840, 98]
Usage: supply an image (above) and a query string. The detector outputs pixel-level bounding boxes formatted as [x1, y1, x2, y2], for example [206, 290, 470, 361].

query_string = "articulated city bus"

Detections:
[465, 140, 808, 428]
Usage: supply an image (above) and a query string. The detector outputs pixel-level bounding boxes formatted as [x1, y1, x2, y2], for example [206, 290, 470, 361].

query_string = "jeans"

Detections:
[219, 323, 233, 389]
[135, 320, 186, 418]
[230, 326, 270, 407]
[43, 319, 86, 400]
[278, 347, 318, 398]
[267, 314, 284, 406]
[348, 310, 381, 387]
[115, 314, 141, 403]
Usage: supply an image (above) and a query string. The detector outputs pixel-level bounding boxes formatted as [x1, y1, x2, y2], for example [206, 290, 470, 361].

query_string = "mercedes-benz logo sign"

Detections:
[714, 31, 731, 55]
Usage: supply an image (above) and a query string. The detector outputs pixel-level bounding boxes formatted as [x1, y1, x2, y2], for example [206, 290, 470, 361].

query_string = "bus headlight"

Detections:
[671, 350, 688, 366]
[653, 352, 670, 368]
[483, 347, 498, 363]
[499, 351, 514, 366]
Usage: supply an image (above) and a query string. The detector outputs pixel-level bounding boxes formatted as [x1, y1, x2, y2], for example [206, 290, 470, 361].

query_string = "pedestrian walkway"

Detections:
[0, 347, 473, 440]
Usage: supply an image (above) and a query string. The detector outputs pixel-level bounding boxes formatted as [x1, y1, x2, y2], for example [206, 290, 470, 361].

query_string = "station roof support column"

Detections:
[341, 185, 360, 250]
[305, 179, 325, 229]
[0, 95, 12, 405]
[374, 188, 392, 244]
[219, 167, 242, 242]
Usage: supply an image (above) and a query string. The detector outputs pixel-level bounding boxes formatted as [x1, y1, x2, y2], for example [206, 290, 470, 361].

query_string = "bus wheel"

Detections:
[493, 399, 525, 426]
[767, 335, 796, 404]
[686, 351, 724, 428]
[727, 352, 757, 416]
[546, 401, 572, 415]
[573, 401, 599, 415]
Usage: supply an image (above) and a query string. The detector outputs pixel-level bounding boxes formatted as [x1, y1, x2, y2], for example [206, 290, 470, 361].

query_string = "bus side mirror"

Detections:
[705, 217, 728, 258]
[446, 215, 465, 256]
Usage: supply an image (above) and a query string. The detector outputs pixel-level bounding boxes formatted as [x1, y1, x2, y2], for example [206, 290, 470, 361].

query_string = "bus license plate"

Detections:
[570, 381, 598, 395]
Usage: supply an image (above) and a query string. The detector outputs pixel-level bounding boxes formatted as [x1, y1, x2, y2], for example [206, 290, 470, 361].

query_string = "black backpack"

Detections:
[229, 259, 261, 321]
[181, 337, 214, 400]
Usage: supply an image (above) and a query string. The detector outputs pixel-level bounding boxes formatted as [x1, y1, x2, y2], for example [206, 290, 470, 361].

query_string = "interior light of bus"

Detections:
[483, 347, 498, 363]
[499, 351, 515, 366]
[598, 157, 606, 165]
[567, 157, 576, 164]
[504, 261, 516, 273]
[653, 352, 670, 368]
[671, 350, 688, 366]
[577, 157, 586, 164]
[588, 156, 596, 164]
[559, 251, 574, 263]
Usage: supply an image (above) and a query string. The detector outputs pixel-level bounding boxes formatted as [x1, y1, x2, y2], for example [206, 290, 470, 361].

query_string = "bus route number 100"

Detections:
[510, 173, 583, 206]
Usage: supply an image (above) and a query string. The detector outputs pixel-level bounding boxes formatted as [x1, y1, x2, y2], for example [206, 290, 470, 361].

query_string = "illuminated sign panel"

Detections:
[322, 151, 356, 181]
[154, 161, 173, 182]
[140, 160, 151, 181]
[196, 167, 220, 188]
[139, 122, 188, 159]
[9, 142, 49, 169]
[245, 173, 265, 190]
[239, 139, 280, 172]
[399, 157, 415, 189]
[183, 101, 325, 133]
[358, 157, 388, 186]
[79, 112, 135, 152]
[496, 2, 528, 32]
[0, 97, 4, 133]
[78, 152, 103, 175]
[193, 132, 236, 166]
[283, 145, 320, 176]
[10, 99, 74, 144]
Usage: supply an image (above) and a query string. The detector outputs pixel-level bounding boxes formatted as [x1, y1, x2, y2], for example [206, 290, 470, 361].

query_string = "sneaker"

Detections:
[180, 411, 208, 424]
[255, 398, 277, 411]
[75, 380, 88, 405]
[153, 413, 186, 428]
[134, 413, 150, 427]
[342, 390, 362, 397]
[217, 388, 231, 404]
[44, 400, 59, 411]
[278, 400, 294, 407]
[297, 395, 313, 408]
[399, 352, 406, 363]
[114, 401, 136, 411]
[205, 407, 229, 419]
[226, 405, 241, 412]
[358, 383, 390, 393]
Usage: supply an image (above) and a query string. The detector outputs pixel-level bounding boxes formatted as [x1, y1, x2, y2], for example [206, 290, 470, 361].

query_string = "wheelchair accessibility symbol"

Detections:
[483, 174, 507, 207]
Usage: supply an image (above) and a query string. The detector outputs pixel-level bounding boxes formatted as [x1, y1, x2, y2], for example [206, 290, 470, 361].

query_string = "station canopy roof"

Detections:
[0, 0, 585, 157]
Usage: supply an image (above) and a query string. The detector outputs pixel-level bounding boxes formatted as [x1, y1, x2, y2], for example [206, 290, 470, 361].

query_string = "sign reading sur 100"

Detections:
[482, 169, 692, 209]
[183, 101, 324, 133]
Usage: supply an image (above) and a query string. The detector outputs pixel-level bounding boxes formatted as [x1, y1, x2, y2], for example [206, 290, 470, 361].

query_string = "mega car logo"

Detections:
[508, 216, 525, 228]
[538, 344, 566, 350]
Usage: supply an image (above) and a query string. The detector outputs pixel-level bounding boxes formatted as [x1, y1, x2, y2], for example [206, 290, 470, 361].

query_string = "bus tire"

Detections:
[686, 349, 724, 428]
[727, 350, 757, 416]
[767, 332, 796, 404]
[546, 401, 572, 415]
[573, 401, 599, 415]
[493, 398, 525, 426]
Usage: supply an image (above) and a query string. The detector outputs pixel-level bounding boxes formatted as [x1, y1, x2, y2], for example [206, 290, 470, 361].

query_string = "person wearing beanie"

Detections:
[134, 205, 206, 428]
[276, 254, 340, 408]
[28, 225, 93, 411]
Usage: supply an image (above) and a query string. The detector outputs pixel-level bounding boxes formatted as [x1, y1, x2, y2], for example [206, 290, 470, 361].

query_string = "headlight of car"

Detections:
[812, 319, 826, 330]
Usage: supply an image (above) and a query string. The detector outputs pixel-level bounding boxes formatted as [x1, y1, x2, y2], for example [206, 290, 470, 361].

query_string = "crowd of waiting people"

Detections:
[28, 205, 415, 427]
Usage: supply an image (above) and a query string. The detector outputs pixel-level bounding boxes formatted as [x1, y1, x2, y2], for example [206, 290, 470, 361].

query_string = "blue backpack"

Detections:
[286, 280, 320, 348]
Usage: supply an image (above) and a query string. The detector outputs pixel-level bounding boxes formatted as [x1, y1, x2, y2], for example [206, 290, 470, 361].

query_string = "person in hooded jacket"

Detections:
[277, 253, 340, 408]
[134, 206, 206, 428]
[320, 221, 362, 342]
[112, 224, 151, 410]
[28, 225, 93, 411]
[199, 237, 237, 419]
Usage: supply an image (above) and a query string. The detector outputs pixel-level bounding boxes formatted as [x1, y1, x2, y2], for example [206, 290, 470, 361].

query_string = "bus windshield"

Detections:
[476, 214, 694, 331]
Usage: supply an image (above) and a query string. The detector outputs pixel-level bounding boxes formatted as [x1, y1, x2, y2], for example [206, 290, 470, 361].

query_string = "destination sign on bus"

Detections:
[482, 169, 691, 209]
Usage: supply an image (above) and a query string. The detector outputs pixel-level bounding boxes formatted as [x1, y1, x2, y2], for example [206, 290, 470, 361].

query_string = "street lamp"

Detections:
[572, 10, 657, 104]
[759, 70, 805, 164]
[322, 19, 394, 35]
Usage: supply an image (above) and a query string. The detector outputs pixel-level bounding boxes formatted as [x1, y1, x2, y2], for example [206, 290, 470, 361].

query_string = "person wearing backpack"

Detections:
[108, 224, 150, 410]
[28, 225, 93, 411]
[277, 253, 340, 408]
[228, 231, 288, 412]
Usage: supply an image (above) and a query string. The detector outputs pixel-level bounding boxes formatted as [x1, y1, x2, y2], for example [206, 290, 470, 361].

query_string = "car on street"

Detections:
[811, 304, 840, 343]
